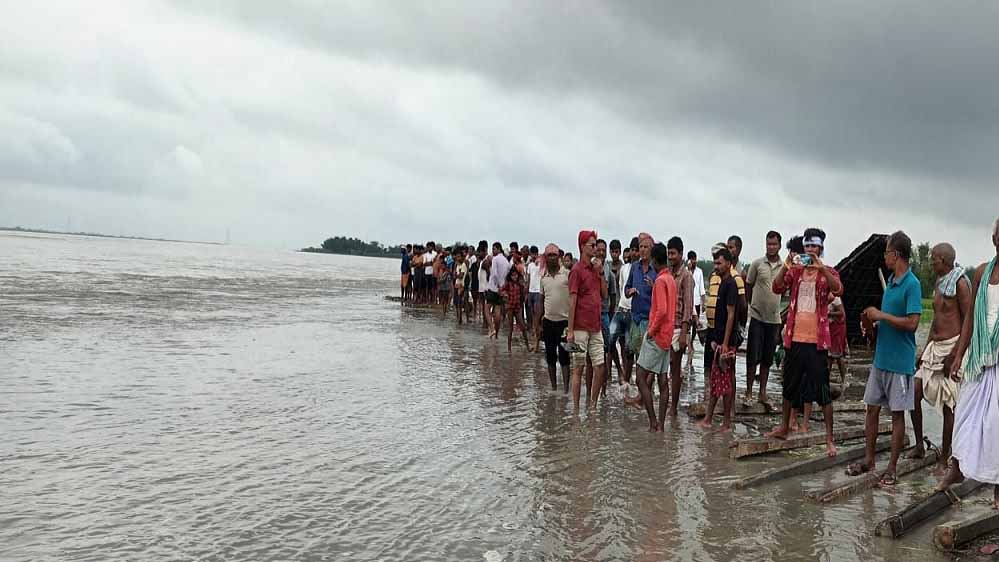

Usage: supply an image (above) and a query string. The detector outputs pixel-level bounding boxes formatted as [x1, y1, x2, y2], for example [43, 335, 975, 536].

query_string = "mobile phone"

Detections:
[800, 255, 813, 266]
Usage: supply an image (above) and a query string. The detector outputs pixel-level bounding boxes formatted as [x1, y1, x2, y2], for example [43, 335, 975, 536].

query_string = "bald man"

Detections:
[908, 243, 972, 473]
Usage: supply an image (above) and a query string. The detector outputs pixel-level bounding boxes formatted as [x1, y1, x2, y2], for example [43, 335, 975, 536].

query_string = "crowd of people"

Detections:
[396, 218, 999, 505]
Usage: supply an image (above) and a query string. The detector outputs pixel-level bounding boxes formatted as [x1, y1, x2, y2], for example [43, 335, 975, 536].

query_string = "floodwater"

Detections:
[0, 232, 978, 562]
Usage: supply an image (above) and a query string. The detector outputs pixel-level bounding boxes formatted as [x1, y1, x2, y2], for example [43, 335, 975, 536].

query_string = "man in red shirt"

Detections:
[568, 230, 608, 411]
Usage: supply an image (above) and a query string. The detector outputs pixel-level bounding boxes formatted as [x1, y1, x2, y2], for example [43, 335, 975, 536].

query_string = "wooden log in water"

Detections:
[805, 451, 937, 504]
[687, 400, 868, 418]
[729, 422, 890, 459]
[875, 480, 985, 539]
[731, 436, 896, 489]
[934, 509, 999, 551]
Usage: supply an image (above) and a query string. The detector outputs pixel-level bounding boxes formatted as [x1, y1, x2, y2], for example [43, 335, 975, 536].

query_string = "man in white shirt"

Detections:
[424, 241, 437, 304]
[527, 245, 543, 344]
[686, 250, 706, 369]
[609, 237, 638, 397]
[486, 241, 510, 338]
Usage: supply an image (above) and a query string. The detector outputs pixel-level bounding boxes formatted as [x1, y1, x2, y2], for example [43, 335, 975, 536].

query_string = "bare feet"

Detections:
[846, 462, 873, 477]
[905, 446, 926, 460]
[826, 442, 838, 458]
[935, 463, 965, 492]
[667, 407, 678, 417]
[697, 418, 713, 429]
[798, 423, 811, 435]
[715, 424, 732, 434]
[932, 462, 948, 477]
[765, 427, 789, 440]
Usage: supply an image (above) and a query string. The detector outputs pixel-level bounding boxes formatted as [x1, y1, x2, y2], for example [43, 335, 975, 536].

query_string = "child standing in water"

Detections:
[501, 267, 532, 352]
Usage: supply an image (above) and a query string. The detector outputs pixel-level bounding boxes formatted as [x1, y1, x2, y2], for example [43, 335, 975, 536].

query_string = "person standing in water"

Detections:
[906, 243, 971, 473]
[567, 230, 608, 411]
[849, 231, 922, 484]
[634, 243, 676, 431]
[938, 218, 999, 508]
[537, 244, 572, 392]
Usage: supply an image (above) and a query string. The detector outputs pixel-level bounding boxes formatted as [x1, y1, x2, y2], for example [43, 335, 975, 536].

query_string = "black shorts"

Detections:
[413, 269, 425, 291]
[747, 319, 780, 367]
[542, 318, 570, 367]
[783, 342, 832, 409]
[426, 276, 437, 292]
[485, 290, 503, 306]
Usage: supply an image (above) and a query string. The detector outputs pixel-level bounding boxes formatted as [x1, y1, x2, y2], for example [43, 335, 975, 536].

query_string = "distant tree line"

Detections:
[301, 236, 403, 258]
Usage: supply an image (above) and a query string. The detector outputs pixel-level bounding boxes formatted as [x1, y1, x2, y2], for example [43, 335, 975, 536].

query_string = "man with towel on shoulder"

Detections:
[908, 243, 972, 474]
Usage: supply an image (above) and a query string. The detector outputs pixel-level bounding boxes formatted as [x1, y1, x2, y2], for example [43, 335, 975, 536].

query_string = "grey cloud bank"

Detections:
[2, 1, 997, 263]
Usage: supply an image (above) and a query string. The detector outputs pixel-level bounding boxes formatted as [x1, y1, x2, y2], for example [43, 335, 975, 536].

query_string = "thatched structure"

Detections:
[834, 234, 890, 343]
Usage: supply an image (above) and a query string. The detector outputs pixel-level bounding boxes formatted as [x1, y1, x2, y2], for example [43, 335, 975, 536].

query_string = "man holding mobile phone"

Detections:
[765, 228, 843, 458]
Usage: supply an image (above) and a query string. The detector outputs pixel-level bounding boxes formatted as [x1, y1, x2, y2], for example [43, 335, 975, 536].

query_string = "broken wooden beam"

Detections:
[875, 480, 984, 538]
[687, 400, 868, 418]
[732, 436, 897, 489]
[934, 509, 999, 551]
[805, 451, 937, 503]
[729, 422, 890, 460]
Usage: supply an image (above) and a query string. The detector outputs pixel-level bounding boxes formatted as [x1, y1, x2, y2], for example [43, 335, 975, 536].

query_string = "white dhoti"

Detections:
[952, 363, 999, 484]
[915, 335, 961, 411]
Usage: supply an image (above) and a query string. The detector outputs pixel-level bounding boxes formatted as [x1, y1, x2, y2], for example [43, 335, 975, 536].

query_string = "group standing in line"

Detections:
[396, 219, 999, 502]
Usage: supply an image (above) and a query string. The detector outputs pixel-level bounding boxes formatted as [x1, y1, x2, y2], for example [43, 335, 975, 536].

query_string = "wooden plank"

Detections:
[805, 451, 937, 504]
[729, 422, 890, 460]
[875, 480, 985, 538]
[687, 400, 868, 418]
[732, 437, 896, 490]
[934, 509, 999, 551]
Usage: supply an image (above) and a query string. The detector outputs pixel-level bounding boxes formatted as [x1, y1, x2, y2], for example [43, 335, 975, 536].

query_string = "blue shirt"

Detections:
[401, 252, 410, 273]
[874, 269, 923, 375]
[625, 260, 658, 322]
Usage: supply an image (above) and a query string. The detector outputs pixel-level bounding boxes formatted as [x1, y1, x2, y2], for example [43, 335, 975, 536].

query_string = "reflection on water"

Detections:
[0, 232, 959, 562]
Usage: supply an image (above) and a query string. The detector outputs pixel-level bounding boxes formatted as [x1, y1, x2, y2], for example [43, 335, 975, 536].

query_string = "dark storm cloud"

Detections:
[187, 1, 999, 201]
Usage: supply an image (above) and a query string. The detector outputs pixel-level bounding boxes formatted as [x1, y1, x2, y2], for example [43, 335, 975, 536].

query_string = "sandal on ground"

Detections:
[845, 463, 872, 477]
[878, 472, 898, 487]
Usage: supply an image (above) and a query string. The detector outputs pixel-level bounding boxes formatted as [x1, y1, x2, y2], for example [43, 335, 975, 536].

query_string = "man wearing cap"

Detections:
[567, 230, 608, 411]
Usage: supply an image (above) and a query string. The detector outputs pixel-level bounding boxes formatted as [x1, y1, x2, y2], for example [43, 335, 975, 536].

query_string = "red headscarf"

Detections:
[577, 230, 597, 249]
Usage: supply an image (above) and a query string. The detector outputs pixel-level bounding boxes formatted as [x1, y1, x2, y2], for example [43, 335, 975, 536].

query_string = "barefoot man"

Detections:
[745, 231, 783, 407]
[938, 218, 999, 509]
[485, 242, 510, 338]
[635, 242, 676, 431]
[849, 231, 922, 485]
[567, 230, 608, 411]
[537, 244, 572, 392]
[662, 236, 693, 422]
[765, 228, 843, 457]
[698, 247, 740, 433]
[907, 243, 972, 473]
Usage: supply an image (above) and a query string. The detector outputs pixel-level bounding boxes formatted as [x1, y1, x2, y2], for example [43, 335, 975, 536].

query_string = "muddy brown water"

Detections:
[0, 232, 981, 561]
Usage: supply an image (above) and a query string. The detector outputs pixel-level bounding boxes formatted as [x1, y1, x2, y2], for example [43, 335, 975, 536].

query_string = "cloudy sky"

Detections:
[3, 1, 998, 262]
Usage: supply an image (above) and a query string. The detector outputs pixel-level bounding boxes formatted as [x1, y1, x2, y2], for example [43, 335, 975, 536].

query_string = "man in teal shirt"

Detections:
[848, 231, 922, 486]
